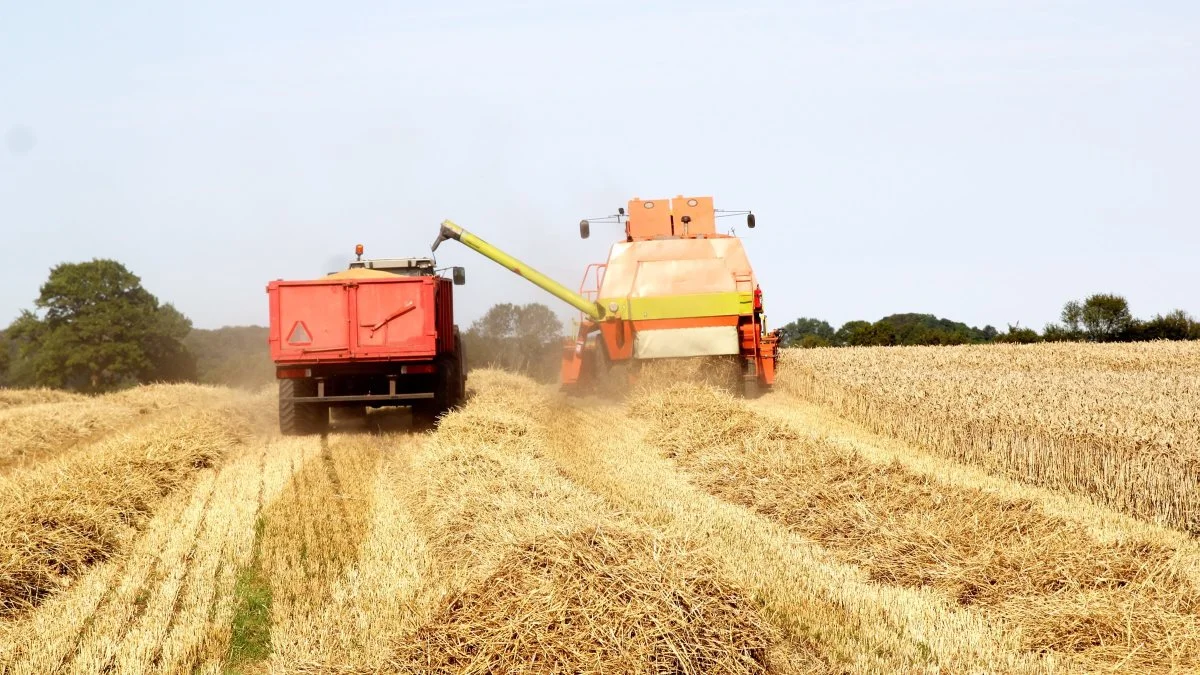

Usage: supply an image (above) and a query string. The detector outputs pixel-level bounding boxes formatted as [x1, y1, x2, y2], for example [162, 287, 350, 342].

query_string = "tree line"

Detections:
[460, 302, 564, 382]
[3, 259, 1195, 394]
[778, 293, 1200, 348]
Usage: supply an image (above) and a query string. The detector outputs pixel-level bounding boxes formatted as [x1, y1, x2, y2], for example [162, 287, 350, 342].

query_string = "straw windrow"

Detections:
[378, 369, 782, 675]
[0, 383, 256, 471]
[1, 345, 1196, 674]
[0, 401, 256, 617]
[0, 388, 86, 410]
[630, 382, 1200, 672]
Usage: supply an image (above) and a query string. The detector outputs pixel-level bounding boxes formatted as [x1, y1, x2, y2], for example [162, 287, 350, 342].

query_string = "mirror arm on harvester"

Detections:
[432, 220, 606, 321]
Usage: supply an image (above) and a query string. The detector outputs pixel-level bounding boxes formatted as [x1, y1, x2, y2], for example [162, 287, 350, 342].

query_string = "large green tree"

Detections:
[1046, 293, 1133, 342]
[1080, 293, 1133, 342]
[1059, 300, 1084, 338]
[7, 259, 196, 392]
[834, 320, 875, 346]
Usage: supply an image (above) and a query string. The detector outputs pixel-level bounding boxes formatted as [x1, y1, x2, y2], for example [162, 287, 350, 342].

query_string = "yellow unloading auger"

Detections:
[433, 220, 604, 321]
[432, 195, 779, 398]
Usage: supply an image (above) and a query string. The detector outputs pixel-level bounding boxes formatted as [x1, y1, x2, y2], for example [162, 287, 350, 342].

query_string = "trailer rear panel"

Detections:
[268, 276, 452, 364]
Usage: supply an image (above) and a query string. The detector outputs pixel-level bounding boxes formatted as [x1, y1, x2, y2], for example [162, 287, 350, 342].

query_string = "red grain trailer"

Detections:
[266, 254, 467, 435]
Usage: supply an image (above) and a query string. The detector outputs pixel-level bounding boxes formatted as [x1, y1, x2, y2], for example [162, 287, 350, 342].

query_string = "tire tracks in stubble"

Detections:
[66, 475, 221, 674]
[537, 394, 1053, 674]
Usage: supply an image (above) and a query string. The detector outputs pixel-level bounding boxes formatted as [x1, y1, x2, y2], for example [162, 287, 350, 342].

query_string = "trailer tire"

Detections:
[437, 357, 456, 413]
[279, 379, 304, 435]
[279, 379, 328, 435]
[454, 330, 467, 405]
[412, 361, 452, 427]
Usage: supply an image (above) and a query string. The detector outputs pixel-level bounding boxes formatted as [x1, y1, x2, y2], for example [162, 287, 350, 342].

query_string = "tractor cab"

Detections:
[342, 246, 465, 285]
[348, 256, 437, 276]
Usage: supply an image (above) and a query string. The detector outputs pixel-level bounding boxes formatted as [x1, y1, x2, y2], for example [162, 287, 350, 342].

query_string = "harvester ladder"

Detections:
[733, 272, 762, 368]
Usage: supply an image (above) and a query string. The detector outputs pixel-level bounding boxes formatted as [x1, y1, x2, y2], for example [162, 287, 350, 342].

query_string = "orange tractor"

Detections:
[432, 195, 779, 397]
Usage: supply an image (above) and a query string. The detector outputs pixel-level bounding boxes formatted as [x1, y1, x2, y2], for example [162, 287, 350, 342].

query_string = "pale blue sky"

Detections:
[2, 1, 1197, 333]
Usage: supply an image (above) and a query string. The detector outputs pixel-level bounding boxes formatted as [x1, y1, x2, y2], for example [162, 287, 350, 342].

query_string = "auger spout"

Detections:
[433, 220, 605, 321]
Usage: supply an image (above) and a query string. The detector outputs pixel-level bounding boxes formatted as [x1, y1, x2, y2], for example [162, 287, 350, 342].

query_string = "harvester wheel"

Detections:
[742, 375, 761, 400]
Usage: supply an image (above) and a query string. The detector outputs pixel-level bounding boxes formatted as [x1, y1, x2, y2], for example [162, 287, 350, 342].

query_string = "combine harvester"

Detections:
[432, 195, 779, 397]
[266, 250, 468, 435]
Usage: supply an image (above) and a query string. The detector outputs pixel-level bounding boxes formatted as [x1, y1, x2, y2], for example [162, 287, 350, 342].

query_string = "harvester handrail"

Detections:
[578, 263, 607, 300]
[432, 220, 605, 321]
[577, 263, 607, 324]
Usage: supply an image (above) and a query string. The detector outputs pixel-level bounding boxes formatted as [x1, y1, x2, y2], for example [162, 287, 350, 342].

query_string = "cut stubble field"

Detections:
[0, 341, 1197, 674]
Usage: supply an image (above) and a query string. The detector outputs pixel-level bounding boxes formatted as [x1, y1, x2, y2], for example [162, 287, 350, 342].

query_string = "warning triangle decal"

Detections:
[287, 321, 312, 345]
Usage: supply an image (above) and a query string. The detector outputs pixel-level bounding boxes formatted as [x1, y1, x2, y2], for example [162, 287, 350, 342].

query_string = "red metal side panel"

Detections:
[352, 279, 437, 358]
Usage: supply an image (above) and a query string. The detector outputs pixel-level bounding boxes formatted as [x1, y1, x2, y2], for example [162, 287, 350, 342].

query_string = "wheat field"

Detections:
[0, 342, 1197, 674]
[778, 342, 1200, 534]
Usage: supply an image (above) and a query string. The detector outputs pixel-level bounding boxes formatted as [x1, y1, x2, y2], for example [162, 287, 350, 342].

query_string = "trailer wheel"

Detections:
[412, 359, 454, 427]
[279, 379, 304, 435]
[454, 331, 467, 405]
[279, 379, 328, 435]
[436, 357, 456, 413]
